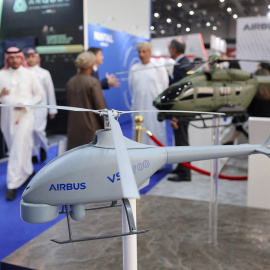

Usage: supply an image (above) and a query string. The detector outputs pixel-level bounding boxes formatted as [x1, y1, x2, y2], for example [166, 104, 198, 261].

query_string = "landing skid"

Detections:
[188, 113, 248, 129]
[51, 199, 150, 244]
[189, 115, 230, 129]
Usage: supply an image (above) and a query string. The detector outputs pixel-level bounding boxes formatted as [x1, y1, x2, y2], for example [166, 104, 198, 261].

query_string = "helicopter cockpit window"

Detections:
[220, 87, 231, 96]
[197, 87, 214, 98]
[180, 88, 194, 101]
[161, 82, 192, 102]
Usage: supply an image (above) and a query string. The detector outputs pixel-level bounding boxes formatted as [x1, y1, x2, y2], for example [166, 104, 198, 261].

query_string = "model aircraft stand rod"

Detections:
[209, 117, 220, 245]
[122, 198, 137, 270]
[122, 116, 143, 270]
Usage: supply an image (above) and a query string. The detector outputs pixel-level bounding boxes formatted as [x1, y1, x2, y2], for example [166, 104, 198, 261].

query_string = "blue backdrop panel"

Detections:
[88, 24, 149, 123]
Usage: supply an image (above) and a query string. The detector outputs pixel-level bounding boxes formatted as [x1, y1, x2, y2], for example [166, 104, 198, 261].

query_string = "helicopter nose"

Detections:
[153, 96, 174, 110]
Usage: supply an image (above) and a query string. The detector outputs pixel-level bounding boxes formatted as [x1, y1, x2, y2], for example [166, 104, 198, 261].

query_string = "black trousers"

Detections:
[173, 118, 191, 177]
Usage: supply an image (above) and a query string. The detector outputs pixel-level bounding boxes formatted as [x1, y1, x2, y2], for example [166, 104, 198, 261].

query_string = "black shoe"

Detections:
[40, 148, 47, 162]
[167, 175, 191, 182]
[32, 156, 38, 163]
[6, 189, 16, 201]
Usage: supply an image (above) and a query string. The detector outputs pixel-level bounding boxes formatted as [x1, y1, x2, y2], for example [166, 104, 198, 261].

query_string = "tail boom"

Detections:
[165, 139, 270, 164]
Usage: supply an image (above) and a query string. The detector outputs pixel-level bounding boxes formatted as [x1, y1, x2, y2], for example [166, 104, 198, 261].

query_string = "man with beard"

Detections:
[0, 47, 43, 200]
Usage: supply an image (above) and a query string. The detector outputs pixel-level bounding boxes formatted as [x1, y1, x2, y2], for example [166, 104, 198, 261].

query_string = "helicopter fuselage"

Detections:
[20, 127, 270, 224]
[154, 68, 259, 120]
[22, 130, 167, 207]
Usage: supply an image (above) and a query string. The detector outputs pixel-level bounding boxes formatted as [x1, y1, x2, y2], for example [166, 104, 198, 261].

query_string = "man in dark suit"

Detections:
[167, 39, 194, 182]
[87, 47, 120, 90]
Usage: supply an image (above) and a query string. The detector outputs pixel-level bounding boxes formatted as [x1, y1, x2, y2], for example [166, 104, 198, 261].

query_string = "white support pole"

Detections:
[208, 117, 220, 245]
[122, 198, 137, 270]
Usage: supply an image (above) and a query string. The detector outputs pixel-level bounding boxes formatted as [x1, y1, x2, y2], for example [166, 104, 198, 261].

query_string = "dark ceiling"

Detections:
[151, 0, 270, 38]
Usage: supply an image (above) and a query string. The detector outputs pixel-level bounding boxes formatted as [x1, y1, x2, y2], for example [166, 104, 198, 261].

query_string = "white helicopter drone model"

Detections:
[1, 104, 270, 244]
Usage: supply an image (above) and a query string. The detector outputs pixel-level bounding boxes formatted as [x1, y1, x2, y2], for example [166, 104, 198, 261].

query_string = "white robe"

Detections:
[0, 66, 43, 189]
[30, 65, 57, 156]
[129, 60, 169, 145]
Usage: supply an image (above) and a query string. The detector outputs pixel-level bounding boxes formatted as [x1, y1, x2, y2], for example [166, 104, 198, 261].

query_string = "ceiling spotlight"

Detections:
[227, 7, 232, 12]
[197, 22, 201, 28]
[219, 0, 225, 2]
[268, 4, 270, 9]
[210, 16, 214, 21]
[161, 30, 165, 34]
[202, 10, 207, 16]
[154, 13, 160, 18]
[167, 5, 171, 10]
[233, 14, 238, 19]
[186, 27, 190, 32]
[177, 23, 181, 28]
[216, 21, 221, 26]
[193, 3, 198, 8]
[189, 10, 194, 15]
[206, 22, 211, 27]
[150, 26, 154, 30]
[177, 2, 182, 7]
[166, 18, 172, 23]
[213, 26, 217, 30]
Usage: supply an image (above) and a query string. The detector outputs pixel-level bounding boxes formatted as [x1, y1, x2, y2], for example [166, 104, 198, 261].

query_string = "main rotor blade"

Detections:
[119, 110, 225, 116]
[0, 104, 225, 119]
[108, 111, 140, 199]
[0, 103, 104, 114]
[217, 59, 270, 64]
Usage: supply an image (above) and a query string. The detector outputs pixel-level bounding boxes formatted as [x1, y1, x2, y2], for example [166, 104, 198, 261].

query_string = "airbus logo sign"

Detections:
[243, 23, 270, 31]
[49, 182, 86, 191]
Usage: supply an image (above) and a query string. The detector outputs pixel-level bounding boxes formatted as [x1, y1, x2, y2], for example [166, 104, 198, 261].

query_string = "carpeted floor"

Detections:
[0, 145, 64, 262]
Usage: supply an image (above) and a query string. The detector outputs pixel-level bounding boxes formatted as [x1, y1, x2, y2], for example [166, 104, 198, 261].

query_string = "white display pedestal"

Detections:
[248, 117, 270, 210]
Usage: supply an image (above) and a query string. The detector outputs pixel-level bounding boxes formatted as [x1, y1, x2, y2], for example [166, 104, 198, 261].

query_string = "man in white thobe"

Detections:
[0, 47, 43, 200]
[129, 42, 169, 145]
[25, 48, 57, 162]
